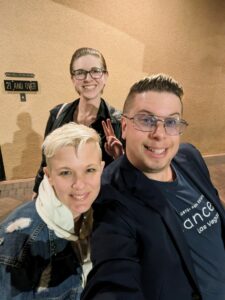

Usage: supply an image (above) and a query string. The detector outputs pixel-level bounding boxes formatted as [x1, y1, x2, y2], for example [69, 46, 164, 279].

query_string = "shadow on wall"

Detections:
[1, 112, 42, 180]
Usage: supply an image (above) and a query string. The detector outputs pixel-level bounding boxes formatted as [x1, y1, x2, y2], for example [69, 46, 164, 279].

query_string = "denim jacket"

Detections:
[0, 200, 83, 299]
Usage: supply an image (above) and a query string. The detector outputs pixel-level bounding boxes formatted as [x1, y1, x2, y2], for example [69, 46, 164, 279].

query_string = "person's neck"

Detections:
[74, 97, 101, 126]
[144, 165, 175, 182]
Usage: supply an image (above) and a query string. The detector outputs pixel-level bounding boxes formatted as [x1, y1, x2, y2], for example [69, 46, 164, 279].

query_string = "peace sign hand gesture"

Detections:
[102, 119, 124, 160]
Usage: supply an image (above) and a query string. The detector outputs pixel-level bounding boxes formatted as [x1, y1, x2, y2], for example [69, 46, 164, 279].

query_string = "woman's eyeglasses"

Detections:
[72, 68, 106, 80]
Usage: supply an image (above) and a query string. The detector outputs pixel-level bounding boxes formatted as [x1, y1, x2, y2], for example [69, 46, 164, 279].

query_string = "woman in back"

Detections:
[33, 47, 122, 196]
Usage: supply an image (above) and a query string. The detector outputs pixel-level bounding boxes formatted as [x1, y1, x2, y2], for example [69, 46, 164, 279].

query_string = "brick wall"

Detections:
[0, 178, 34, 201]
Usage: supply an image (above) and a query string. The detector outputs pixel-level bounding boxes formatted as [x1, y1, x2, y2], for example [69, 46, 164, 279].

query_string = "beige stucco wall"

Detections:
[0, 0, 225, 180]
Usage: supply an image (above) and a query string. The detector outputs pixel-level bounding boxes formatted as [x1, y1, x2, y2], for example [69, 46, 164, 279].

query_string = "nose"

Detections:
[71, 176, 85, 189]
[151, 119, 166, 138]
[84, 71, 92, 80]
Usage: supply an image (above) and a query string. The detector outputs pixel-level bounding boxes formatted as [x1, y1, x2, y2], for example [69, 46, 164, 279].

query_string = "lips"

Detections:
[70, 193, 88, 200]
[144, 146, 166, 155]
[82, 85, 96, 90]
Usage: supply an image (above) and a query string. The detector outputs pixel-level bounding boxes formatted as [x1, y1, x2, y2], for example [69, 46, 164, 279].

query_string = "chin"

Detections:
[73, 206, 89, 215]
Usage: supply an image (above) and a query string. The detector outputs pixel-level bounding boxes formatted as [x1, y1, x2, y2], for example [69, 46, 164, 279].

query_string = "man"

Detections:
[82, 74, 225, 300]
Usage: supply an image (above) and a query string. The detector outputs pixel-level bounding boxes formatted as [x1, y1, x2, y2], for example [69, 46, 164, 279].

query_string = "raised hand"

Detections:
[102, 119, 124, 159]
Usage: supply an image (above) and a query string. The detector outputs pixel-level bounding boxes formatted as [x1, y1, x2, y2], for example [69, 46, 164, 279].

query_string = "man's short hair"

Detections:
[123, 73, 184, 113]
[42, 122, 102, 166]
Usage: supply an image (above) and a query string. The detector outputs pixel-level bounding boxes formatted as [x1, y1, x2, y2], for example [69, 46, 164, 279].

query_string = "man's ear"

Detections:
[121, 117, 127, 140]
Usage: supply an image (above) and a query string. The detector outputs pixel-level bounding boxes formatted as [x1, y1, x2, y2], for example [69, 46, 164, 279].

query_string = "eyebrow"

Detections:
[55, 167, 71, 171]
[55, 163, 100, 171]
[135, 110, 181, 116]
[86, 163, 100, 168]
[73, 67, 102, 71]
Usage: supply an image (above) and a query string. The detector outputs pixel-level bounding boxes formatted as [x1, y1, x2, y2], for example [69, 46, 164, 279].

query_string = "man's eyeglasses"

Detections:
[72, 68, 106, 80]
[123, 114, 188, 136]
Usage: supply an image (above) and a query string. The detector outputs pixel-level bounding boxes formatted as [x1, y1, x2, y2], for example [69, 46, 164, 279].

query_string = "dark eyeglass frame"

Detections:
[123, 114, 189, 136]
[71, 67, 107, 80]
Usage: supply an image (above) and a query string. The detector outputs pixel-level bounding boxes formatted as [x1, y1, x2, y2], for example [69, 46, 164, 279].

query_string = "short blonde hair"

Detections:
[42, 122, 102, 166]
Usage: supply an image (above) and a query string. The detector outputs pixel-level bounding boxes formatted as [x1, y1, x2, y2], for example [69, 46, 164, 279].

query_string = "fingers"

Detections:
[102, 119, 116, 137]
[102, 119, 124, 159]
[104, 136, 124, 159]
[106, 119, 115, 135]
[102, 120, 109, 136]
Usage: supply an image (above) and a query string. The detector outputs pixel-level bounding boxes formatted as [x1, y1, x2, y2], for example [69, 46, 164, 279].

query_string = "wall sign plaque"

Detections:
[4, 80, 38, 92]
